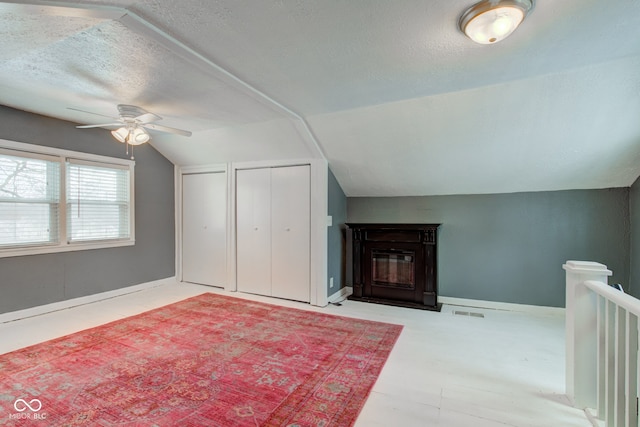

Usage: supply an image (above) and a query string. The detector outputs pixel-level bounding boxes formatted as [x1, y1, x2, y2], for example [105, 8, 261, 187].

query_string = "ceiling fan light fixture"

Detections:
[75, 104, 191, 158]
[111, 127, 129, 143]
[459, 0, 533, 44]
[129, 127, 150, 145]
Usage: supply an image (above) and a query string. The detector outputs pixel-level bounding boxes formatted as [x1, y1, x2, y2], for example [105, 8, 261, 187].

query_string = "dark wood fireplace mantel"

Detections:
[346, 223, 441, 311]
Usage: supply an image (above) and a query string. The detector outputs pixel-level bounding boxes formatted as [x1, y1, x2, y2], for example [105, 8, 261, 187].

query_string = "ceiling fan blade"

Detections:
[67, 107, 119, 120]
[76, 123, 122, 129]
[135, 112, 162, 124]
[143, 123, 192, 137]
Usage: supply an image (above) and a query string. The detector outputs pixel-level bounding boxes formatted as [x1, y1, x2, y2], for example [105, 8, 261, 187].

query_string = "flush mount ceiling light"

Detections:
[459, 0, 534, 44]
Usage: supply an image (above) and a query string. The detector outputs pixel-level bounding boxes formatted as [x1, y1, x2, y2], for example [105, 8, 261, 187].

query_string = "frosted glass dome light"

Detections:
[459, 0, 534, 44]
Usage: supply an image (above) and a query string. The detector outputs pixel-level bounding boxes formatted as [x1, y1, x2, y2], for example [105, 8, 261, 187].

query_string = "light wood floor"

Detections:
[0, 281, 592, 426]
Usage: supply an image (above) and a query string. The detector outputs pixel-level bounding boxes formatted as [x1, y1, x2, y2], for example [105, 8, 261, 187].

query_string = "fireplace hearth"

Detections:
[346, 223, 441, 311]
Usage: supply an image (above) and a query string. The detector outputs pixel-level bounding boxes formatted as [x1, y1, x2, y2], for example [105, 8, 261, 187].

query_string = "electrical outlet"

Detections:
[329, 277, 334, 288]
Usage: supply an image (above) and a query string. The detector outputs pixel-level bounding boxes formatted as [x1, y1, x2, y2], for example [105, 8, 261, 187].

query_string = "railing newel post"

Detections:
[563, 261, 613, 411]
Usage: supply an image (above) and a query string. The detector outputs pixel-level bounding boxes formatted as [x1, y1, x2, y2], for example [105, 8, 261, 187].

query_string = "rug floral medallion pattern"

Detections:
[0, 293, 402, 426]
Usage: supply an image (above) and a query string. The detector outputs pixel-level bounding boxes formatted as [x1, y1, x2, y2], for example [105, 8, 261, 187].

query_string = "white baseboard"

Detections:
[0, 277, 178, 324]
[328, 286, 353, 304]
[439, 296, 564, 316]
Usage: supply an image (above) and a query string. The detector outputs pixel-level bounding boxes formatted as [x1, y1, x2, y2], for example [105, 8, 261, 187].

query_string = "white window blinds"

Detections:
[0, 151, 60, 247]
[0, 141, 134, 257]
[66, 160, 131, 242]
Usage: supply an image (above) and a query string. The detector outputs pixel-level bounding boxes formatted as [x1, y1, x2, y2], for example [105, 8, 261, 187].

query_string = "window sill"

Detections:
[0, 240, 135, 258]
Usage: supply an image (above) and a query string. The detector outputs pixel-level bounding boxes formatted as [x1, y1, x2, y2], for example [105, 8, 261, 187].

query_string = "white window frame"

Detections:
[0, 139, 135, 258]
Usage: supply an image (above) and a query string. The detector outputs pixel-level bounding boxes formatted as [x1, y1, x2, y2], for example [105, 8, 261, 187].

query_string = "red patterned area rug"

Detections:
[0, 293, 402, 426]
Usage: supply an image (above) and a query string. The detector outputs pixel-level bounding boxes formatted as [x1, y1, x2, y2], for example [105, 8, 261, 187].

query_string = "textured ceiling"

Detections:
[1, 0, 640, 196]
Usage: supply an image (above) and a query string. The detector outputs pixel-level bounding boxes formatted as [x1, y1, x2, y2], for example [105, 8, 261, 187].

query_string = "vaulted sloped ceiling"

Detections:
[1, 0, 640, 196]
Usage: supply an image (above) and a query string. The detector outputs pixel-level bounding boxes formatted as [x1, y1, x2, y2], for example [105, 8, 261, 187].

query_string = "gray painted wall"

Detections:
[629, 176, 640, 298]
[0, 106, 175, 314]
[327, 167, 347, 296]
[348, 189, 630, 307]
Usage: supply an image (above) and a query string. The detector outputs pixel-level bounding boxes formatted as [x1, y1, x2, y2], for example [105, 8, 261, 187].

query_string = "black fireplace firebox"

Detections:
[346, 223, 441, 311]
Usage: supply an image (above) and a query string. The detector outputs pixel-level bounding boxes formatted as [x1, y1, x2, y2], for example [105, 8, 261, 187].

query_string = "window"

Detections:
[67, 160, 130, 242]
[0, 151, 61, 247]
[0, 140, 134, 257]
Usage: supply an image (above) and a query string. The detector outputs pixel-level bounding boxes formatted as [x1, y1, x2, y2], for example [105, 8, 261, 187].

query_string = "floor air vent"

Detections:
[453, 310, 485, 318]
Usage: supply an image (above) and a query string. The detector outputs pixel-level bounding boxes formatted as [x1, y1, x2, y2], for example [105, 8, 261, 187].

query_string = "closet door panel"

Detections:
[271, 165, 310, 302]
[182, 172, 227, 286]
[236, 168, 272, 296]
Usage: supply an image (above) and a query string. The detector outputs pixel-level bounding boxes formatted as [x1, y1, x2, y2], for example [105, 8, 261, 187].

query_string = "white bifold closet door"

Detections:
[270, 166, 310, 302]
[236, 165, 310, 302]
[236, 168, 272, 297]
[182, 172, 227, 287]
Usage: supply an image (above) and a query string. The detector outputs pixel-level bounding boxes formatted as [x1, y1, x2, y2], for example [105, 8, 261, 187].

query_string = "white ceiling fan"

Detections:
[72, 104, 192, 147]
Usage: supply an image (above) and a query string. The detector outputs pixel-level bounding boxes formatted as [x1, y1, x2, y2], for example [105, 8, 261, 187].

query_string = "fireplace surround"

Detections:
[346, 223, 441, 311]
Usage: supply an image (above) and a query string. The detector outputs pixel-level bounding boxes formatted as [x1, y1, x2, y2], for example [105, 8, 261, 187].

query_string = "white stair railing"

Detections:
[564, 261, 640, 426]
